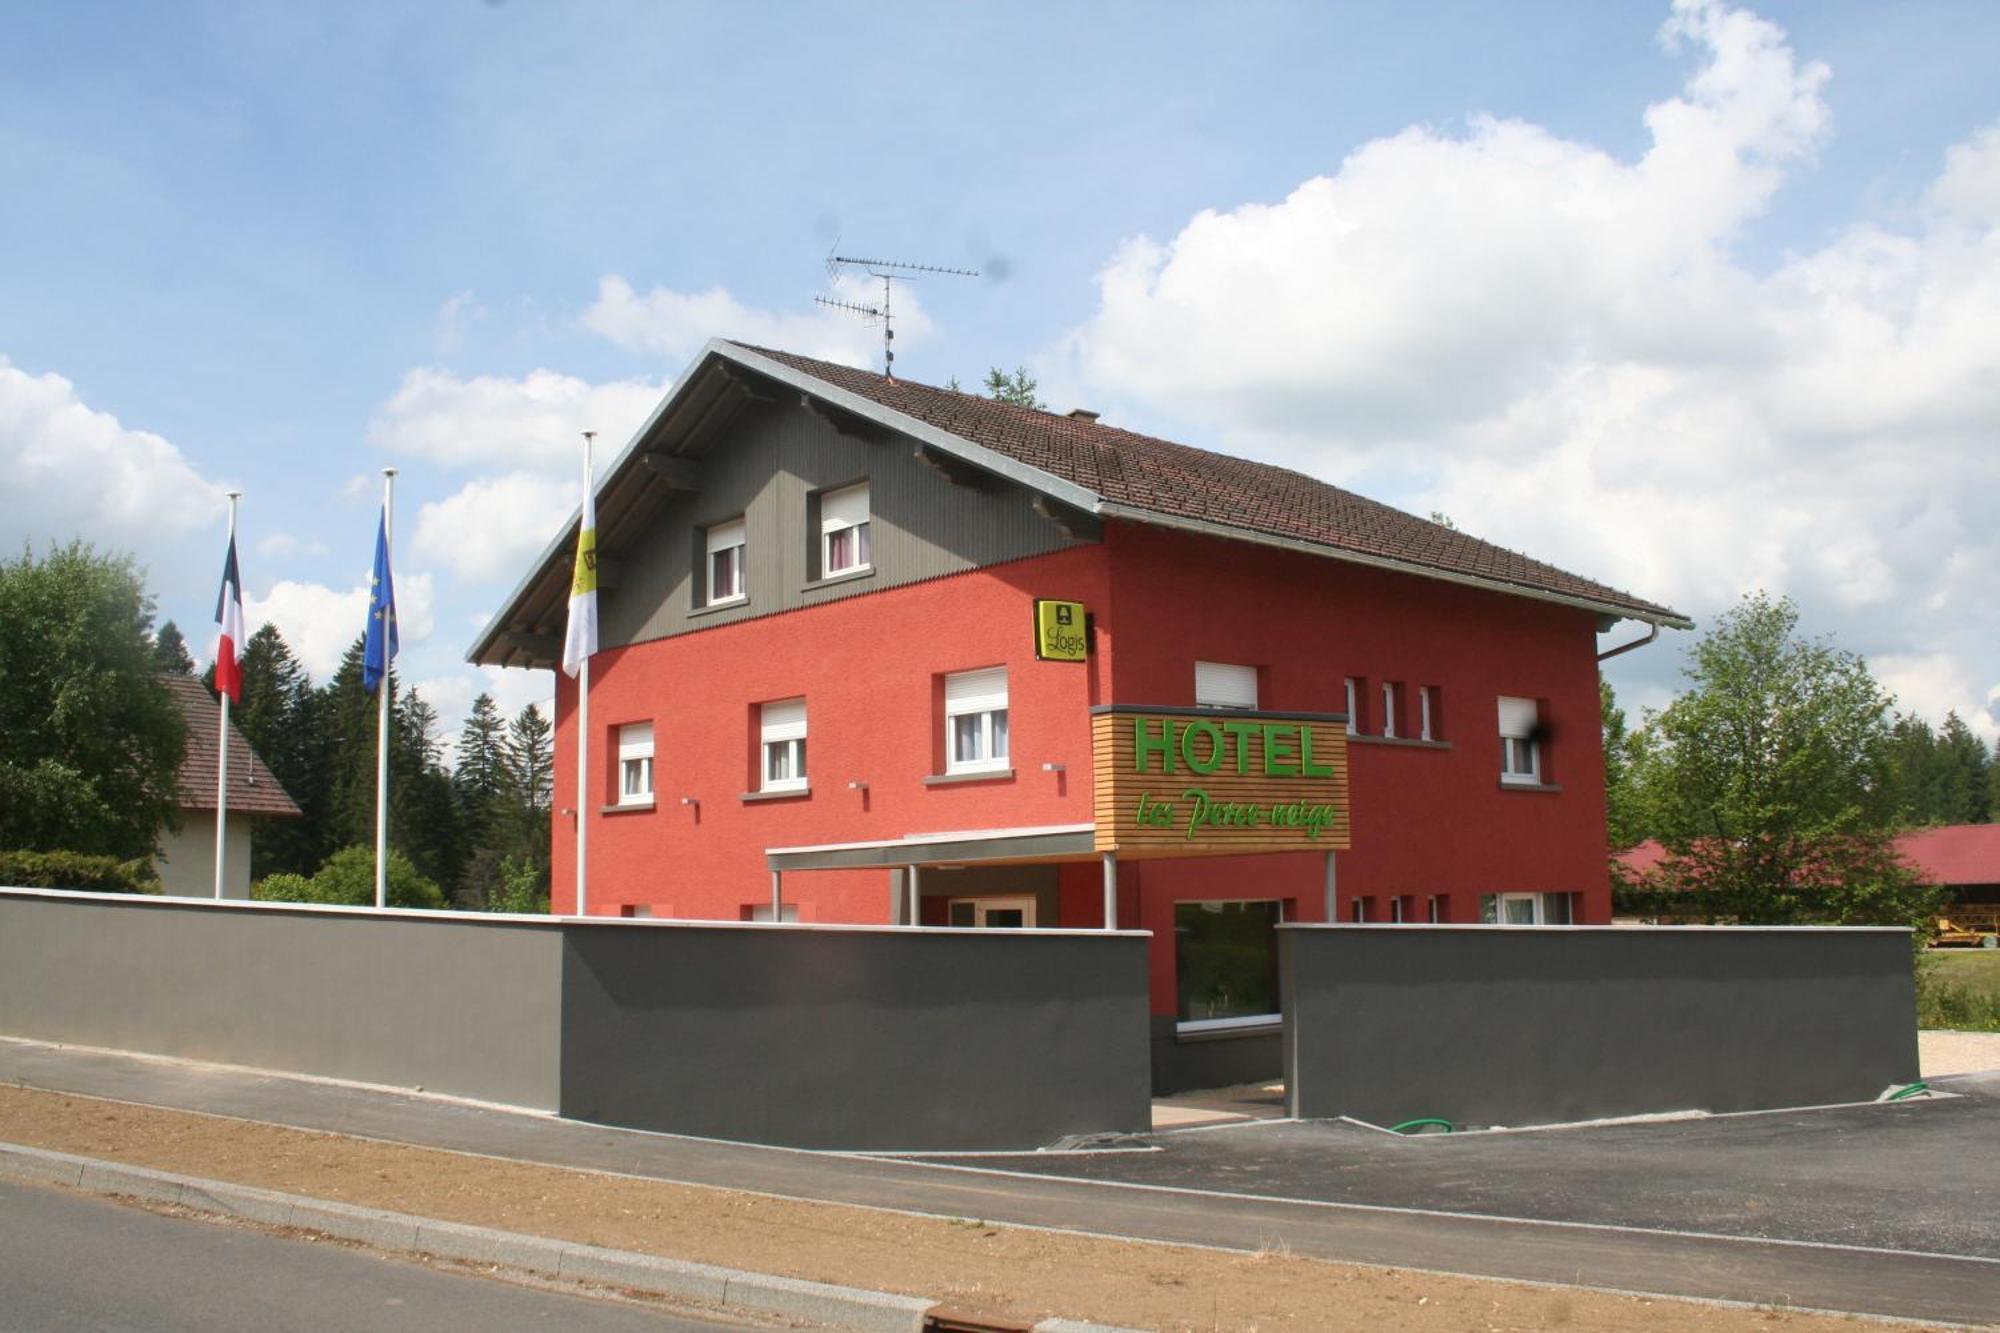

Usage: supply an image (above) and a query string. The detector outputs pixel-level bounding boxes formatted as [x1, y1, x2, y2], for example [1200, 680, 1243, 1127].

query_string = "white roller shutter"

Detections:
[760, 697, 807, 742]
[944, 666, 1008, 714]
[1497, 696, 1538, 738]
[1195, 660, 1258, 710]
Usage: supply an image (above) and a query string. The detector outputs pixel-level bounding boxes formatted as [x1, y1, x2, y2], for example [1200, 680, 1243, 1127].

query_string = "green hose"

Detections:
[1388, 1117, 1455, 1134]
[1886, 1082, 1929, 1102]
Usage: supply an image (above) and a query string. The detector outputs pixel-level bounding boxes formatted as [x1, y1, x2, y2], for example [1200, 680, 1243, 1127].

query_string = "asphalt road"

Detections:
[0, 1180, 742, 1333]
[5, 1038, 1998, 1326]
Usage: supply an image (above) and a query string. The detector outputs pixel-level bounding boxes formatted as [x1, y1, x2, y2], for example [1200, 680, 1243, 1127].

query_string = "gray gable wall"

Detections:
[599, 396, 1089, 652]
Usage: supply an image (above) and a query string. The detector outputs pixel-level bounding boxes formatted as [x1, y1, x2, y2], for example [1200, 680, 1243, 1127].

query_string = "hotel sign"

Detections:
[1033, 599, 1089, 662]
[1091, 706, 1350, 857]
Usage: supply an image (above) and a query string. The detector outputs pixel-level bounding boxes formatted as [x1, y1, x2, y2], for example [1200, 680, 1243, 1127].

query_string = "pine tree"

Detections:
[151, 620, 196, 676]
[452, 694, 511, 907]
[504, 703, 554, 897]
[232, 623, 321, 876]
[983, 366, 1047, 410]
[1934, 712, 1991, 824]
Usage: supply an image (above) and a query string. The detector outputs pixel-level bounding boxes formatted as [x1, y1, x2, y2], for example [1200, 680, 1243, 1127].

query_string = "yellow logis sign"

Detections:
[1033, 599, 1089, 662]
[1092, 706, 1351, 857]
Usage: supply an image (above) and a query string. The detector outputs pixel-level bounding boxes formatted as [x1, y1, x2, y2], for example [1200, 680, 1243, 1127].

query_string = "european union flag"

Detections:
[363, 510, 398, 692]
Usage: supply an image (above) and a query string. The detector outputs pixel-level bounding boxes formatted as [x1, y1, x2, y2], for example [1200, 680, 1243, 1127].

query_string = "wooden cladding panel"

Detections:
[1092, 710, 1351, 858]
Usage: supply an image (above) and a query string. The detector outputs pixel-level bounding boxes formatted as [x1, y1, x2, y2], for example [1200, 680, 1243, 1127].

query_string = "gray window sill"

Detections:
[741, 787, 811, 803]
[1175, 1020, 1283, 1043]
[600, 801, 655, 815]
[688, 597, 750, 620]
[923, 768, 1015, 786]
[1499, 780, 1563, 794]
[1347, 734, 1453, 750]
[802, 567, 876, 593]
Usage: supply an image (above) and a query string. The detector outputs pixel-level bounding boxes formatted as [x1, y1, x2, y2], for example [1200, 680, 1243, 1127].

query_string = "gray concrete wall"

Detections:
[1280, 925, 1919, 1128]
[1149, 1015, 1282, 1096]
[0, 890, 564, 1110]
[0, 890, 1152, 1152]
[559, 920, 1154, 1151]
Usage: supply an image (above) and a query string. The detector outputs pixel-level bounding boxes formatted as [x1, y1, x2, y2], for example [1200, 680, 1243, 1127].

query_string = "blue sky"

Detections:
[4, 1, 1997, 743]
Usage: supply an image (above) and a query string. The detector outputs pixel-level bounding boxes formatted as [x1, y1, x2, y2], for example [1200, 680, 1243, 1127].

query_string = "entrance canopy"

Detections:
[766, 823, 1095, 873]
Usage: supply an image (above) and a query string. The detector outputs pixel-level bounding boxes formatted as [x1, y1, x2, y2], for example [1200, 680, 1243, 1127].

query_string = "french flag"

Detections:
[213, 535, 245, 703]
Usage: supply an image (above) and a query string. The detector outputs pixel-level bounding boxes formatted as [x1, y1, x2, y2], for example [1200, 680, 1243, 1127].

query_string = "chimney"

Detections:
[1067, 408, 1101, 423]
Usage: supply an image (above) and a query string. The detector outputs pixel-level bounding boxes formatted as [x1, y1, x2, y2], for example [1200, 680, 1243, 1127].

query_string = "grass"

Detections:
[1917, 949, 2000, 1031]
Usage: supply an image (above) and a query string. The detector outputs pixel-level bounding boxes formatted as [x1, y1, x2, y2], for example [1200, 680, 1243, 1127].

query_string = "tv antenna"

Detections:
[816, 251, 978, 379]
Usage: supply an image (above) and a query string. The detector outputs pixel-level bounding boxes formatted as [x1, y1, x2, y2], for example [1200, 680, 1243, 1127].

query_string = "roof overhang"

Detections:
[1095, 502, 1693, 631]
[470, 341, 1687, 668]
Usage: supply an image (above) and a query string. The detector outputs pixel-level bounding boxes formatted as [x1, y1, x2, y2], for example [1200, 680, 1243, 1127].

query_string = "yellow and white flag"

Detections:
[561, 482, 598, 678]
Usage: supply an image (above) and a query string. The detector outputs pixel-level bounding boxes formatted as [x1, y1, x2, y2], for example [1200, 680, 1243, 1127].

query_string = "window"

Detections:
[1419, 686, 1437, 741]
[1481, 892, 1549, 924]
[759, 698, 807, 793]
[705, 518, 746, 606]
[1195, 660, 1258, 710]
[1344, 676, 1366, 732]
[1175, 901, 1282, 1029]
[820, 482, 871, 577]
[1351, 896, 1370, 923]
[617, 722, 654, 805]
[944, 667, 1009, 774]
[1427, 894, 1446, 923]
[1381, 682, 1401, 738]
[1390, 896, 1405, 923]
[948, 896, 1036, 928]
[1499, 695, 1540, 784]
[745, 903, 801, 922]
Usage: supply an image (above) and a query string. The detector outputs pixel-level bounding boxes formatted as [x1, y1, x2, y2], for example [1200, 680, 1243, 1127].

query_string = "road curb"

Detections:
[0, 1141, 1137, 1332]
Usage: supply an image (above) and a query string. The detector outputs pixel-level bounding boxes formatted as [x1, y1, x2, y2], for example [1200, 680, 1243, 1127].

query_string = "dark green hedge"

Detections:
[0, 849, 160, 894]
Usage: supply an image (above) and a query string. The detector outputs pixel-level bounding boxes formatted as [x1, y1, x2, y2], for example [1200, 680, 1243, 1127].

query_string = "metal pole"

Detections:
[1323, 850, 1337, 923]
[907, 863, 920, 926]
[769, 869, 782, 921]
[213, 491, 240, 899]
[1101, 851, 1117, 929]
[374, 469, 395, 910]
[576, 433, 594, 917]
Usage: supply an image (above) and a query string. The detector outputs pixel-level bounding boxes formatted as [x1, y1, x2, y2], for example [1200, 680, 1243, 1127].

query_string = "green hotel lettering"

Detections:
[1129, 717, 1341, 841]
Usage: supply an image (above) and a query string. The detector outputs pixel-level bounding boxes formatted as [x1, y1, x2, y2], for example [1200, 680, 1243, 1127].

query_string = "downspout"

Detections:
[1596, 621, 1660, 663]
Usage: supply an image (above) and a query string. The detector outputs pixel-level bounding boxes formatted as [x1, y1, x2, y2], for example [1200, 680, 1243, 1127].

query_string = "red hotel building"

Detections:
[474, 341, 1687, 1089]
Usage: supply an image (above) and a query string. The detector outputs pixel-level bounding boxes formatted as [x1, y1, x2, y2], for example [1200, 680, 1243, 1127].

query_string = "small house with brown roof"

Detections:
[156, 675, 301, 899]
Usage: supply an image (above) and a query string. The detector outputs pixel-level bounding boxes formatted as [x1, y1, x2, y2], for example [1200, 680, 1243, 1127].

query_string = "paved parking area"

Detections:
[942, 1071, 2000, 1261]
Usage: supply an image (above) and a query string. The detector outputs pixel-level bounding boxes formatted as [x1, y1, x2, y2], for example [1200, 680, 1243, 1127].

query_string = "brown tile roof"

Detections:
[739, 345, 1686, 625]
[161, 675, 302, 818]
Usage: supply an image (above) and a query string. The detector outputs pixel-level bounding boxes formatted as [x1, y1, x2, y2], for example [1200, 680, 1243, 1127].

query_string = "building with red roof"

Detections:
[474, 341, 1686, 1089]
[155, 675, 301, 899]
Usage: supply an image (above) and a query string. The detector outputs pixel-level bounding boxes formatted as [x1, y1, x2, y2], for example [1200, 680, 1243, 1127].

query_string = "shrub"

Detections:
[0, 849, 159, 894]
[249, 846, 445, 911]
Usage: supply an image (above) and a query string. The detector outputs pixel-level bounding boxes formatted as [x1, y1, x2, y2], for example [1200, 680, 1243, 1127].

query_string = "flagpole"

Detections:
[375, 468, 396, 910]
[214, 491, 241, 899]
[576, 432, 594, 918]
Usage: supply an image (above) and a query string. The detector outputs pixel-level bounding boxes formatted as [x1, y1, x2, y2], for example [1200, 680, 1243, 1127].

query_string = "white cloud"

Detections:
[256, 531, 327, 559]
[245, 571, 436, 682]
[411, 470, 578, 584]
[0, 356, 226, 567]
[582, 271, 931, 369]
[368, 367, 664, 470]
[1056, 0, 2000, 739]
